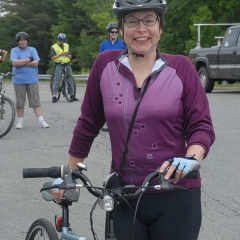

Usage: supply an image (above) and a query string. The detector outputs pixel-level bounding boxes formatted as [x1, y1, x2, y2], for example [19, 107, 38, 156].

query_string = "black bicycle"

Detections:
[23, 163, 197, 240]
[50, 63, 76, 102]
[0, 72, 16, 138]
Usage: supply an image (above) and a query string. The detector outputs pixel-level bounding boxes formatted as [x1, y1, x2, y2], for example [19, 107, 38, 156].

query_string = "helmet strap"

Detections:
[128, 46, 157, 57]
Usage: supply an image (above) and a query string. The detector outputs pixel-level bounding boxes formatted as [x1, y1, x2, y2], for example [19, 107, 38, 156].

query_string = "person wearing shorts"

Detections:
[10, 32, 49, 129]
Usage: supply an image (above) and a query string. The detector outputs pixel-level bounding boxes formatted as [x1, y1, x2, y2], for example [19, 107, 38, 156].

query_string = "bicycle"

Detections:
[23, 163, 197, 240]
[0, 72, 16, 138]
[50, 63, 76, 102]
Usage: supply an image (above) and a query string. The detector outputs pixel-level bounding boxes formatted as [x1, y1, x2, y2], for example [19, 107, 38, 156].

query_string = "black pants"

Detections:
[106, 188, 201, 240]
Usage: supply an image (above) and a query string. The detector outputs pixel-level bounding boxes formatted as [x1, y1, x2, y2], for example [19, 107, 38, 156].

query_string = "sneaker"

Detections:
[39, 120, 49, 128]
[16, 121, 24, 129]
[52, 96, 57, 103]
[70, 95, 79, 101]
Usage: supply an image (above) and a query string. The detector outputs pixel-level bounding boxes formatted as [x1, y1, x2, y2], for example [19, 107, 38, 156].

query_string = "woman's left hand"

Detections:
[159, 156, 200, 184]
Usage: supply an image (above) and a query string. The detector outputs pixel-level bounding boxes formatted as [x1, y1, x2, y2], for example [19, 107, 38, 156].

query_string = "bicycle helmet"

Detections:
[58, 33, 67, 42]
[15, 32, 29, 41]
[113, 0, 167, 18]
[106, 22, 119, 31]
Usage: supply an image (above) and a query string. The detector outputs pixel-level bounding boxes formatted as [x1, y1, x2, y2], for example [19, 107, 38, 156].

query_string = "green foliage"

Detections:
[0, 0, 57, 73]
[0, 60, 12, 73]
[184, 4, 233, 54]
[185, 5, 216, 52]
[76, 30, 101, 70]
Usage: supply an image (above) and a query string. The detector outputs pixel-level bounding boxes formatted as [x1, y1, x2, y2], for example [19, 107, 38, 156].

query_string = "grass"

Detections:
[214, 81, 240, 88]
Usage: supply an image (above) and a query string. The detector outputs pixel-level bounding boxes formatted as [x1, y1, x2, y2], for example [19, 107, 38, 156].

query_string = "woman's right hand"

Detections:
[50, 177, 80, 203]
[51, 189, 65, 203]
[50, 178, 65, 203]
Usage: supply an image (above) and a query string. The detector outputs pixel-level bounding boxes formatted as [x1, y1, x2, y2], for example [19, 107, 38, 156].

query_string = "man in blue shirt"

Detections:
[10, 32, 49, 129]
[100, 22, 126, 52]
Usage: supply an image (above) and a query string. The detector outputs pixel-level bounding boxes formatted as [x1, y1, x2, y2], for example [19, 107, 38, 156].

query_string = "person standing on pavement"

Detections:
[52, 0, 215, 239]
[0, 49, 8, 63]
[100, 22, 126, 52]
[10, 32, 49, 129]
[50, 33, 78, 103]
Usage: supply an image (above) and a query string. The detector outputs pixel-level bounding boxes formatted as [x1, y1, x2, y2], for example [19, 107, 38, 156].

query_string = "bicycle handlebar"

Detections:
[23, 166, 61, 178]
[23, 164, 198, 199]
[23, 165, 103, 197]
[0, 72, 13, 77]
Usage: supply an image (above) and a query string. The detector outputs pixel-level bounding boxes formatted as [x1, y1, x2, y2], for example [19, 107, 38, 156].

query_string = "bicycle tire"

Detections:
[63, 75, 76, 102]
[50, 74, 60, 101]
[0, 96, 16, 138]
[25, 218, 59, 240]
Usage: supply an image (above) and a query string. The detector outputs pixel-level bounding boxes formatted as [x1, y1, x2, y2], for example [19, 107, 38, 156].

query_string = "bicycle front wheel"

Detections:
[0, 96, 16, 138]
[50, 74, 60, 101]
[63, 75, 76, 102]
[25, 218, 59, 240]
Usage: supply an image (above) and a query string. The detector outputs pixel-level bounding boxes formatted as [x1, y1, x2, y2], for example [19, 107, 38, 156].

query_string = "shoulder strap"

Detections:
[118, 76, 151, 172]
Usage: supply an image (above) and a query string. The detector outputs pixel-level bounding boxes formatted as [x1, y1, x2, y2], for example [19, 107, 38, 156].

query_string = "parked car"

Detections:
[189, 25, 240, 93]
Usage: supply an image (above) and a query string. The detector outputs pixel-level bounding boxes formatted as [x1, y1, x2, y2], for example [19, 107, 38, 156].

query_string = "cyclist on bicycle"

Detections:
[52, 1, 215, 239]
[50, 33, 78, 103]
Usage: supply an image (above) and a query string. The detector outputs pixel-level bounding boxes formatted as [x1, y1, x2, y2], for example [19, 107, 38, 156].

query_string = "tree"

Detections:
[185, 5, 224, 53]
[0, 0, 57, 73]
[160, 0, 198, 54]
[1, 0, 239, 72]
[51, 0, 117, 72]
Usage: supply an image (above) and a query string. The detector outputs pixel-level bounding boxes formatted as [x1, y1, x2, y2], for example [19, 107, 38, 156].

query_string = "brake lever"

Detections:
[155, 169, 189, 192]
[40, 181, 76, 192]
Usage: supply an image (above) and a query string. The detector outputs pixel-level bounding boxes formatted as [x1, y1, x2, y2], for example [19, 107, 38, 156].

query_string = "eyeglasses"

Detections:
[110, 31, 118, 34]
[124, 16, 158, 28]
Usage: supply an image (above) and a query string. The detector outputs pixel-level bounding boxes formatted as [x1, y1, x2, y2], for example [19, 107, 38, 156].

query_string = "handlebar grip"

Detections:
[23, 167, 61, 179]
[185, 171, 198, 179]
[170, 170, 198, 180]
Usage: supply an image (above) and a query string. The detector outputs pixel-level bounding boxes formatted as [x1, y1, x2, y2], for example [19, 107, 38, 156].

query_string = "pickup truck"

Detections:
[189, 25, 240, 93]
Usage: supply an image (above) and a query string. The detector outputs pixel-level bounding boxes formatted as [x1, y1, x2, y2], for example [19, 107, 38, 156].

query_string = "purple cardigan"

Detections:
[69, 50, 215, 189]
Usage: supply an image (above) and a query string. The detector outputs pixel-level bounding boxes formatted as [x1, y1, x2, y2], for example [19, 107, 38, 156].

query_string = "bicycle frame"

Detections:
[58, 203, 94, 240]
[55, 200, 116, 240]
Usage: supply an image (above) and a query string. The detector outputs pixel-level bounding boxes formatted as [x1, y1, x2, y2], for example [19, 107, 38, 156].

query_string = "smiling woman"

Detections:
[53, 1, 215, 240]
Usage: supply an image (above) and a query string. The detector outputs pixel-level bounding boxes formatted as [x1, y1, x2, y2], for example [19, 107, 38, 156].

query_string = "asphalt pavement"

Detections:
[0, 83, 239, 240]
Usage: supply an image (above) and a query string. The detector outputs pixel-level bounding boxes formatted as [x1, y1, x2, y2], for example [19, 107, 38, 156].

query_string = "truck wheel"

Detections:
[198, 67, 214, 93]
